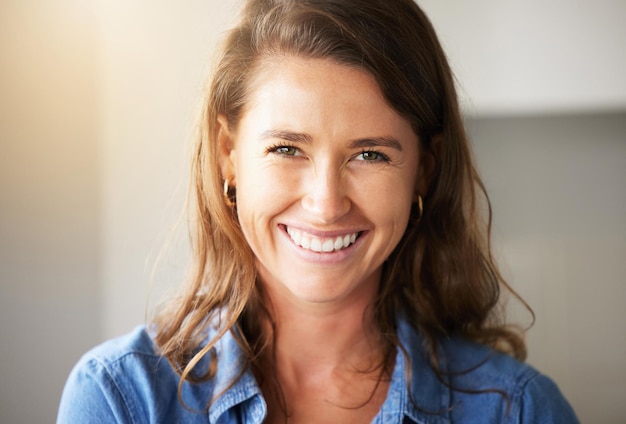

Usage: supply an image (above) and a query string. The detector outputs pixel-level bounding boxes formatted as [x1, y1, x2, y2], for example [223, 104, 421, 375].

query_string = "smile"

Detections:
[286, 227, 359, 253]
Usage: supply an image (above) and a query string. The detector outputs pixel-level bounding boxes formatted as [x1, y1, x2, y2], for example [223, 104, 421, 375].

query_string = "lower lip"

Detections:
[279, 225, 365, 264]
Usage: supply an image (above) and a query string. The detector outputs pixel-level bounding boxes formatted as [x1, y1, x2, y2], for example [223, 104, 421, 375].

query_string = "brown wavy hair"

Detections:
[155, 0, 529, 410]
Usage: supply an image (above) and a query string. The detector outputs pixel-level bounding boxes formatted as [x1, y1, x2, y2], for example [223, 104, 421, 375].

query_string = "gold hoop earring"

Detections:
[223, 179, 236, 207]
[416, 194, 423, 222]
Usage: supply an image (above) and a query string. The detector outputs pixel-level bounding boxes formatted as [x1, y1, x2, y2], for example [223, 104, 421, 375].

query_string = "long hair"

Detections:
[155, 0, 527, 409]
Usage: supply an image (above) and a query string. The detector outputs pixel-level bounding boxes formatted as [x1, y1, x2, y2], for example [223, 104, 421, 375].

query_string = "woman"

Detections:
[58, 0, 579, 422]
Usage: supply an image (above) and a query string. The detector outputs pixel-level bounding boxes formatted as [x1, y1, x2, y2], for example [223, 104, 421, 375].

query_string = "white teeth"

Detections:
[286, 227, 359, 253]
[310, 238, 322, 252]
[321, 239, 334, 252]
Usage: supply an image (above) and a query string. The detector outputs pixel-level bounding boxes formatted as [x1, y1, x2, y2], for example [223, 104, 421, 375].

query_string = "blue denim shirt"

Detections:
[58, 319, 579, 423]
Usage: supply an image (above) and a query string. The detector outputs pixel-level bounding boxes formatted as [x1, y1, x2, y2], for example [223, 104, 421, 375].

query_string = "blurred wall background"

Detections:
[1, 1, 624, 422]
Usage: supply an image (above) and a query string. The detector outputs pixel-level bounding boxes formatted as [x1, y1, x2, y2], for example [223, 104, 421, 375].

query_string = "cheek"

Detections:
[235, 196, 269, 258]
[234, 164, 294, 235]
[352, 172, 415, 215]
[237, 165, 291, 204]
[372, 197, 413, 233]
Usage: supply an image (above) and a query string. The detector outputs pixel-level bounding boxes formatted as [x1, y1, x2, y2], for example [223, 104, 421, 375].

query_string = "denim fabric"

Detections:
[58, 319, 579, 423]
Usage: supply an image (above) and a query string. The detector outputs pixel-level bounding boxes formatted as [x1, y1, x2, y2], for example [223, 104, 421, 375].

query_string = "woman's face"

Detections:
[220, 56, 425, 308]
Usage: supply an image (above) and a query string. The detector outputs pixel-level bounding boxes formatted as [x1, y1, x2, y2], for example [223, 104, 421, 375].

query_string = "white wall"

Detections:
[420, 0, 626, 114]
[0, 1, 102, 422]
[94, 0, 239, 341]
[1, 1, 624, 422]
[467, 113, 626, 423]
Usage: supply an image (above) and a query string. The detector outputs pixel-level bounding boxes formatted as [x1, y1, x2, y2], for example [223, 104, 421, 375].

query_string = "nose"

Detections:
[301, 163, 351, 224]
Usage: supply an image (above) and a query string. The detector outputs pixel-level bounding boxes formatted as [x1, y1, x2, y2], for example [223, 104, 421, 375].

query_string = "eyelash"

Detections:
[357, 150, 390, 162]
[265, 143, 301, 156]
[265, 143, 390, 163]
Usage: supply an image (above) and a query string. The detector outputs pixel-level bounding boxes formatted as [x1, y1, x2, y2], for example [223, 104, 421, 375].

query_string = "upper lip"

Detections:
[279, 224, 365, 237]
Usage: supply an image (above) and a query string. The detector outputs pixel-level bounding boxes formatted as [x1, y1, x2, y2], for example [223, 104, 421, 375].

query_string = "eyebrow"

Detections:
[261, 129, 312, 144]
[261, 129, 403, 151]
[348, 136, 403, 152]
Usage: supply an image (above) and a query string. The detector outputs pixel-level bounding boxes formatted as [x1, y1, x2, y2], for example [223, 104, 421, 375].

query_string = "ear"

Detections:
[414, 133, 442, 201]
[217, 114, 236, 185]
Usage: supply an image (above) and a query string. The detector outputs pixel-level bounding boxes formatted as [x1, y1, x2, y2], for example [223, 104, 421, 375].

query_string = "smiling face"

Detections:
[219, 56, 425, 309]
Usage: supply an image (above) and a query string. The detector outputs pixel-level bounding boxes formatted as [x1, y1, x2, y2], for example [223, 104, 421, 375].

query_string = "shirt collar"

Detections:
[392, 318, 451, 424]
[203, 328, 264, 423]
[205, 318, 451, 424]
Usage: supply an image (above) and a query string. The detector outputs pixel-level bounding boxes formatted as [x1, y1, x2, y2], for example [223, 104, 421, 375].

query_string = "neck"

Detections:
[251, 269, 396, 423]
[279, 303, 380, 371]
[256, 288, 393, 423]
[258, 277, 389, 384]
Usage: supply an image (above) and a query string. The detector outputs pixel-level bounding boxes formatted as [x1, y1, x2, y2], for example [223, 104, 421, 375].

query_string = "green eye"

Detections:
[276, 146, 298, 156]
[357, 151, 389, 162]
[265, 144, 304, 158]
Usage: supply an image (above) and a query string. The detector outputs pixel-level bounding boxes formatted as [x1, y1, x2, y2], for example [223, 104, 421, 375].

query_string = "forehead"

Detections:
[238, 55, 414, 139]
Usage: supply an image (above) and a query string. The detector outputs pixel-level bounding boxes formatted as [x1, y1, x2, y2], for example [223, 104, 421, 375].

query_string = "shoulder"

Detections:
[396, 321, 578, 423]
[65, 326, 169, 388]
[440, 337, 580, 423]
[57, 326, 214, 423]
[75, 326, 160, 369]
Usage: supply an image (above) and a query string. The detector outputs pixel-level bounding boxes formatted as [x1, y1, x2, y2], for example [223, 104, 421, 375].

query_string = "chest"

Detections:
[263, 378, 390, 424]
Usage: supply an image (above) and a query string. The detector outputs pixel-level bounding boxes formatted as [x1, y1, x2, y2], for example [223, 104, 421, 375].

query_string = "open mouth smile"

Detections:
[286, 226, 360, 253]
